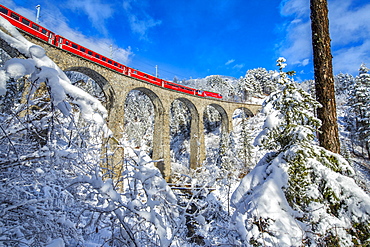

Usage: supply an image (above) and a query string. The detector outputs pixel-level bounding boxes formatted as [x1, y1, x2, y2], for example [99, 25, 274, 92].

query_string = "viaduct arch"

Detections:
[1, 33, 261, 180]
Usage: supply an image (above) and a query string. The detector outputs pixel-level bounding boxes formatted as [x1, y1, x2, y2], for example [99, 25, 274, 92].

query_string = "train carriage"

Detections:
[0, 4, 223, 100]
[0, 5, 55, 44]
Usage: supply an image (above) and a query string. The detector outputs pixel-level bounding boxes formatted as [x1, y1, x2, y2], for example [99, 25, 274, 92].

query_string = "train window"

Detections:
[102, 57, 106, 61]
[21, 18, 30, 26]
[65, 40, 69, 45]
[32, 23, 39, 31]
[72, 43, 78, 49]
[144, 75, 148, 78]
[108, 60, 112, 64]
[80, 47, 86, 52]
[114, 62, 118, 66]
[0, 7, 9, 15]
[11, 13, 19, 20]
[95, 54, 100, 59]
[88, 51, 93, 55]
[133, 71, 137, 74]
[41, 29, 47, 34]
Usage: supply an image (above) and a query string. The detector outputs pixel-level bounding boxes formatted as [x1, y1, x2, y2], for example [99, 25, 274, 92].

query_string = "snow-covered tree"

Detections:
[205, 75, 233, 99]
[0, 15, 181, 246]
[334, 72, 355, 96]
[347, 64, 370, 158]
[299, 79, 315, 95]
[231, 58, 370, 247]
[170, 99, 191, 168]
[237, 68, 277, 101]
[238, 114, 255, 169]
[249, 68, 276, 95]
[123, 90, 154, 155]
[237, 73, 257, 102]
[244, 70, 263, 97]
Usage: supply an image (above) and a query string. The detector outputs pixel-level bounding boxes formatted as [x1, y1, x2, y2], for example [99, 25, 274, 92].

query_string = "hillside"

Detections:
[1, 16, 370, 246]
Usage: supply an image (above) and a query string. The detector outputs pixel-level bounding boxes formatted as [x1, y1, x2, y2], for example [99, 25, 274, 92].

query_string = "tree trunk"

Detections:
[310, 0, 341, 153]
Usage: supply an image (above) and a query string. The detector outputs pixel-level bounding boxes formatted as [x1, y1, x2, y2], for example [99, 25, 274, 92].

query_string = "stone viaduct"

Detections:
[1, 32, 261, 180]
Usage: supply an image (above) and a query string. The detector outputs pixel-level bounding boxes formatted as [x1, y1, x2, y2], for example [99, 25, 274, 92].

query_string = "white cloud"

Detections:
[301, 58, 309, 66]
[122, 0, 162, 40]
[233, 64, 245, 70]
[329, 0, 370, 45]
[4, 0, 133, 65]
[332, 40, 370, 74]
[279, 18, 311, 66]
[66, 0, 114, 36]
[225, 59, 235, 65]
[279, 0, 370, 76]
[53, 21, 133, 65]
[280, 0, 309, 17]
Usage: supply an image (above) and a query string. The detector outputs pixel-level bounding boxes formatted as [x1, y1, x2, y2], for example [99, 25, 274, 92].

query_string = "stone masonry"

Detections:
[1, 32, 261, 180]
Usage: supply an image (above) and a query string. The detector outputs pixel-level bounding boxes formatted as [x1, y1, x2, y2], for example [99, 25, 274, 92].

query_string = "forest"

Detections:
[1, 11, 370, 247]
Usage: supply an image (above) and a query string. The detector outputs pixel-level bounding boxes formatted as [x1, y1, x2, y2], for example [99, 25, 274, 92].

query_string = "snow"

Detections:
[277, 57, 287, 69]
[46, 238, 65, 247]
[0, 15, 111, 136]
[231, 152, 304, 246]
[230, 59, 370, 246]
[1, 12, 370, 247]
[3, 58, 35, 79]
[232, 143, 370, 246]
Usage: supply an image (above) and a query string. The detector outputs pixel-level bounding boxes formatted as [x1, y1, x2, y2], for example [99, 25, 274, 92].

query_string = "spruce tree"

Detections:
[334, 72, 355, 96]
[348, 64, 370, 158]
[237, 74, 255, 102]
[238, 111, 254, 170]
[231, 58, 370, 246]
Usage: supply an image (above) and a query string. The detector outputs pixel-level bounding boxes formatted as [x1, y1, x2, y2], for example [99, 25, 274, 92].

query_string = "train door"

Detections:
[48, 32, 55, 45]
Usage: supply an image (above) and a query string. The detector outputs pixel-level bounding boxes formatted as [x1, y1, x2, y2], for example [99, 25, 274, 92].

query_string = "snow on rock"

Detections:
[46, 238, 65, 247]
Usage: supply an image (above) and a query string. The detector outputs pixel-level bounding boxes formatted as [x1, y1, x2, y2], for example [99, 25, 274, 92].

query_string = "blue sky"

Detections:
[3, 0, 370, 82]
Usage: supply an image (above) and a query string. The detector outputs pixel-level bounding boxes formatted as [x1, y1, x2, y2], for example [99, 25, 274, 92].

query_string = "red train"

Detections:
[0, 5, 223, 99]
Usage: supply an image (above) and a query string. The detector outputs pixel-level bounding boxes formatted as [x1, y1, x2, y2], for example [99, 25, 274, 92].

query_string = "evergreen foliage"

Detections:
[170, 99, 191, 166]
[123, 90, 154, 154]
[232, 58, 370, 247]
[255, 57, 321, 151]
[334, 72, 355, 96]
[347, 64, 370, 158]
[1, 13, 370, 247]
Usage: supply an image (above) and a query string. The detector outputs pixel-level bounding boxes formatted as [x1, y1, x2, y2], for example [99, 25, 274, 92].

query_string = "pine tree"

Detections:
[206, 75, 230, 98]
[348, 64, 370, 158]
[310, 0, 341, 153]
[247, 68, 276, 95]
[0, 19, 181, 246]
[231, 58, 370, 246]
[244, 70, 263, 97]
[334, 72, 355, 96]
[255, 57, 321, 151]
[170, 99, 191, 168]
[238, 111, 254, 170]
[237, 74, 255, 102]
